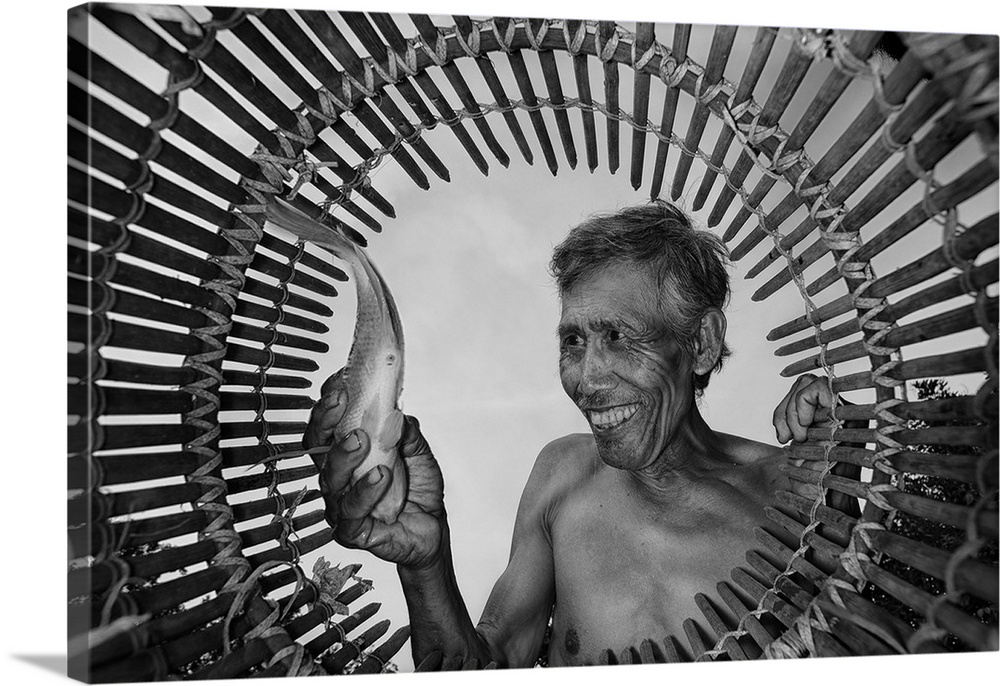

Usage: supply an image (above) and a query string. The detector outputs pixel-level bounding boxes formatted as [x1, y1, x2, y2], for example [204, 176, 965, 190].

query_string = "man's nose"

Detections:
[578, 343, 614, 395]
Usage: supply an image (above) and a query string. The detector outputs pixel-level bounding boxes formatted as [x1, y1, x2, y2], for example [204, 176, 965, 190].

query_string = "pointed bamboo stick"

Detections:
[805, 162, 997, 296]
[722, 30, 885, 242]
[752, 116, 976, 302]
[745, 85, 954, 276]
[322, 620, 391, 673]
[649, 24, 691, 198]
[861, 559, 998, 651]
[366, 13, 489, 176]
[671, 25, 739, 201]
[599, 21, 620, 174]
[780, 297, 998, 376]
[682, 618, 708, 658]
[451, 15, 534, 165]
[716, 580, 774, 652]
[629, 22, 655, 190]
[831, 347, 990, 393]
[532, 21, 578, 170]
[567, 19, 598, 172]
[695, 593, 749, 659]
[775, 258, 997, 356]
[492, 16, 559, 175]
[693, 26, 778, 210]
[259, 10, 431, 189]
[730, 50, 931, 260]
[410, 14, 510, 167]
[707, 37, 815, 225]
[340, 12, 437, 127]
[883, 490, 999, 538]
[352, 626, 412, 674]
[219, 13, 397, 219]
[731, 567, 798, 627]
[767, 212, 999, 340]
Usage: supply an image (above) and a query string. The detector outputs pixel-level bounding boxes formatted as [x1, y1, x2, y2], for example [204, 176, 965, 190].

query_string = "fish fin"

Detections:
[264, 197, 357, 260]
[378, 408, 405, 452]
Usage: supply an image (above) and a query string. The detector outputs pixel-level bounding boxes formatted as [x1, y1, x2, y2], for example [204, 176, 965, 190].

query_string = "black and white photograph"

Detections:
[48, 0, 1000, 683]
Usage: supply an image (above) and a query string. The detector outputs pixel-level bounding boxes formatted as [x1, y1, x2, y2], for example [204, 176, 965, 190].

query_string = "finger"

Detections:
[320, 430, 370, 498]
[303, 389, 347, 452]
[320, 368, 347, 398]
[786, 378, 830, 443]
[340, 465, 393, 520]
[773, 374, 815, 443]
[400, 415, 431, 458]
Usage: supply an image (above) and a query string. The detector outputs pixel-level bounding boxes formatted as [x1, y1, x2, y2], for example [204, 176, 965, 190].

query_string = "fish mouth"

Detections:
[586, 403, 641, 432]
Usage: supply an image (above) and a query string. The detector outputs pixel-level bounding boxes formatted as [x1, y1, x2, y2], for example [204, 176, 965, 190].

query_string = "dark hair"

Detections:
[549, 200, 732, 392]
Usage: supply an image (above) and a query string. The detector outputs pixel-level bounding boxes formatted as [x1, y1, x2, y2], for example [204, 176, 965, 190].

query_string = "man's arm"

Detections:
[399, 440, 562, 668]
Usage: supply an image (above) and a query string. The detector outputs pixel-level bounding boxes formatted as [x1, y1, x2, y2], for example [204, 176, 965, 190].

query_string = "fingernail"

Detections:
[342, 432, 360, 452]
[325, 391, 344, 408]
[367, 468, 383, 484]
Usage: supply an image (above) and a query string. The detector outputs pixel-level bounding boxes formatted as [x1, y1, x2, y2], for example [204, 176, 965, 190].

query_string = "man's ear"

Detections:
[693, 309, 727, 375]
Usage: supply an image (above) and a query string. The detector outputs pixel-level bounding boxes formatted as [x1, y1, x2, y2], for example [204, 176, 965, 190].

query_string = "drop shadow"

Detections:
[10, 654, 66, 676]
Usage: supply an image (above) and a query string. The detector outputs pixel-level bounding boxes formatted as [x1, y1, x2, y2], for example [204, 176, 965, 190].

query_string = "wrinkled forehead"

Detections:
[557, 261, 673, 328]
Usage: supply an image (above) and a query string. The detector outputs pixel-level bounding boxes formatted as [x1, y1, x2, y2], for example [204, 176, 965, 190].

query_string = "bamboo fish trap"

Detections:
[67, 3, 999, 680]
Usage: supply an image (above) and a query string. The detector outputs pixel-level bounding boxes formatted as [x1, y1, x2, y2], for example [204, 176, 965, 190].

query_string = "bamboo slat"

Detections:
[869, 529, 998, 604]
[321, 619, 390, 673]
[339, 12, 435, 127]
[730, 50, 929, 260]
[716, 581, 775, 651]
[527, 19, 577, 170]
[450, 15, 534, 165]
[831, 347, 992, 392]
[683, 618, 708, 658]
[884, 490, 999, 538]
[309, 12, 464, 178]
[775, 259, 998, 356]
[721, 31, 885, 242]
[649, 24, 691, 198]
[89, 6, 275, 149]
[302, 601, 381, 656]
[316, 12, 451, 184]
[861, 559, 999, 650]
[706, 34, 814, 226]
[693, 26, 778, 210]
[731, 567, 799, 627]
[806, 164, 998, 296]
[695, 593, 748, 659]
[780, 297, 999, 376]
[257, 10, 431, 189]
[493, 17, 559, 175]
[367, 12, 489, 176]
[567, 20, 598, 172]
[629, 23, 655, 190]
[351, 626, 412, 675]
[745, 86, 956, 277]
[671, 25, 739, 201]
[599, 21, 620, 174]
[767, 213, 999, 341]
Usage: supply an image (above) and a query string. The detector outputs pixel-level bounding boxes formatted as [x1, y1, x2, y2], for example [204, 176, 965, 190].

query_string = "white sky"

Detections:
[3, 1, 999, 686]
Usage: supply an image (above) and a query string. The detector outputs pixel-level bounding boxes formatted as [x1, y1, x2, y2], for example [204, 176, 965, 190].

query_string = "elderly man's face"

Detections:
[558, 262, 697, 471]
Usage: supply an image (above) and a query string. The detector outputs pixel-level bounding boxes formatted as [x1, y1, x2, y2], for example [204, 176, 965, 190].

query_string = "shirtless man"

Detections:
[304, 202, 838, 667]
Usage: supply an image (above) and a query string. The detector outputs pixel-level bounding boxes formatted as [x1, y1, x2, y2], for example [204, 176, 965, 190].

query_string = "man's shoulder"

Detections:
[716, 431, 783, 466]
[525, 433, 598, 495]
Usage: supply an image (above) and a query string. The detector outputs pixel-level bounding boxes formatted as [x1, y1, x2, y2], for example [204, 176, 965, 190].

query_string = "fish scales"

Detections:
[265, 198, 407, 524]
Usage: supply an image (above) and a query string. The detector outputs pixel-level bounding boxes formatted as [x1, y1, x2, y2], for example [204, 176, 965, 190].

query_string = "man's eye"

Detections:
[562, 334, 583, 348]
[608, 330, 623, 343]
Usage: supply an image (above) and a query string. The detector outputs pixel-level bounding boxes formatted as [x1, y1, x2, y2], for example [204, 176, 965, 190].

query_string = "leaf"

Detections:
[311, 557, 362, 615]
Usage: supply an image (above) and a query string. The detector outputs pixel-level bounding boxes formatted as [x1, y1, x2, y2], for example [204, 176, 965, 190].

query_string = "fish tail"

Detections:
[264, 197, 358, 261]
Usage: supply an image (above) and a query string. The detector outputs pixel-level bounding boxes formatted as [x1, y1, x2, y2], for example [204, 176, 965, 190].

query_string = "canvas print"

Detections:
[67, 1, 998, 682]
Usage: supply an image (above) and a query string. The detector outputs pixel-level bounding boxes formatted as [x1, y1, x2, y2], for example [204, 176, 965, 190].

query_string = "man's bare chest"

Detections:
[546, 471, 777, 664]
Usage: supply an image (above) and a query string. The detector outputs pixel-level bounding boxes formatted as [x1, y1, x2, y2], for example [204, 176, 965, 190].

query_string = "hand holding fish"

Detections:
[305, 371, 446, 569]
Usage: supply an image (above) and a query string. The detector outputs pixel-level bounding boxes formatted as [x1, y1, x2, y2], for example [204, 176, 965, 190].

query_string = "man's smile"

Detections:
[586, 403, 641, 432]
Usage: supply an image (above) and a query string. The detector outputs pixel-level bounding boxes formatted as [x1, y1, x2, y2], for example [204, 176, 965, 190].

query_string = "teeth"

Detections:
[588, 403, 640, 430]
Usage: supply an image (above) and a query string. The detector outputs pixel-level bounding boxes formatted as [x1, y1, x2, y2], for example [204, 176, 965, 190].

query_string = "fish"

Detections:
[264, 197, 407, 524]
